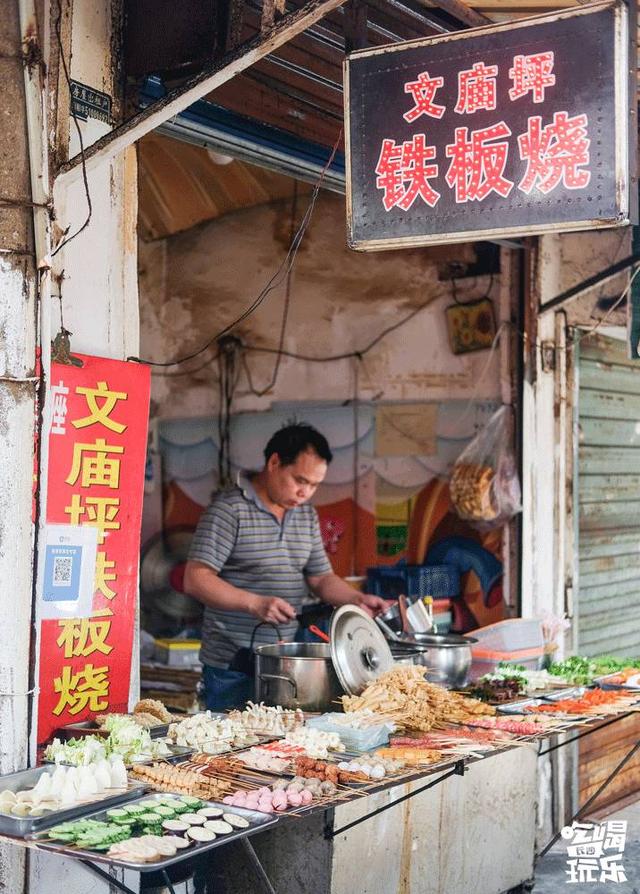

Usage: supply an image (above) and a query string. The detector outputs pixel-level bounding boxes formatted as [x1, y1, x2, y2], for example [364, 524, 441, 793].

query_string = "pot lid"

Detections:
[329, 605, 394, 695]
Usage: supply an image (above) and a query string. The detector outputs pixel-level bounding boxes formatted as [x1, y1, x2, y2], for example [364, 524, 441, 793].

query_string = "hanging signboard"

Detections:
[36, 355, 150, 747]
[344, 0, 636, 250]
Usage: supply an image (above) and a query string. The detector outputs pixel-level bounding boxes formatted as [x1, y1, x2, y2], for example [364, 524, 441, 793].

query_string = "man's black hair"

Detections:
[264, 423, 333, 466]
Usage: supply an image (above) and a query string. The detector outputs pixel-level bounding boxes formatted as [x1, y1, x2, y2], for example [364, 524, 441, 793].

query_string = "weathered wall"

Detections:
[0, 2, 38, 890]
[139, 190, 506, 419]
[521, 225, 632, 842]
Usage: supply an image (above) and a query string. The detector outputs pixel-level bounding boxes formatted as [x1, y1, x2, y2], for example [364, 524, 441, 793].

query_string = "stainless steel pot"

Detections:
[254, 642, 344, 712]
[389, 633, 476, 688]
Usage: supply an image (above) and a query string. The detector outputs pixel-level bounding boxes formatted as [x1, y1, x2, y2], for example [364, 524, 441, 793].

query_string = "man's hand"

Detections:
[358, 593, 395, 618]
[249, 595, 297, 625]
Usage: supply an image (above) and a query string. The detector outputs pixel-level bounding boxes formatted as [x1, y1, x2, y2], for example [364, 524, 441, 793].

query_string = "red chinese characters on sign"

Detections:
[374, 49, 591, 213]
[518, 111, 591, 194]
[403, 71, 445, 122]
[375, 135, 440, 210]
[37, 355, 150, 745]
[445, 122, 513, 202]
[509, 52, 556, 104]
[455, 61, 498, 114]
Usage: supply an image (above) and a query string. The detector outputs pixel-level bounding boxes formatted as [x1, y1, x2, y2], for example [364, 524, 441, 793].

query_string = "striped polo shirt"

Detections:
[188, 473, 332, 669]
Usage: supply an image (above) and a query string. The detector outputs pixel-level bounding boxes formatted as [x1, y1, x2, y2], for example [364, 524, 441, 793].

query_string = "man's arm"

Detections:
[184, 561, 296, 625]
[306, 572, 391, 616]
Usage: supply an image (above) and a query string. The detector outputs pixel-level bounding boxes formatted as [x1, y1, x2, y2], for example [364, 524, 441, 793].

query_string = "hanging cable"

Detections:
[51, 0, 93, 258]
[216, 336, 242, 488]
[243, 181, 299, 397]
[130, 133, 342, 368]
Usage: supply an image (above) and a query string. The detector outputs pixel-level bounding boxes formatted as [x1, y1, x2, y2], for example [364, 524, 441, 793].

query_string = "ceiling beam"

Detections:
[420, 0, 491, 26]
[56, 0, 348, 186]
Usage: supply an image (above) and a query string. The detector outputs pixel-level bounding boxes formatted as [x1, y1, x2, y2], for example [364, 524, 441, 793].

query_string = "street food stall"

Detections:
[6, 606, 640, 893]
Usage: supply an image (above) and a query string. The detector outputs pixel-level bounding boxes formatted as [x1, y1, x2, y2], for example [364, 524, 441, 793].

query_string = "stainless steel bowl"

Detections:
[389, 633, 476, 688]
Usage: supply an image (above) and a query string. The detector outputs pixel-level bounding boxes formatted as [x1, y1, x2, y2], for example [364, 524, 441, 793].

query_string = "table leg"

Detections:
[80, 859, 138, 894]
[239, 838, 276, 894]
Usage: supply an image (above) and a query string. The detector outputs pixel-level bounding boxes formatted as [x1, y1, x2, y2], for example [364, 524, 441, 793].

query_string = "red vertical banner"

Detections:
[36, 355, 150, 747]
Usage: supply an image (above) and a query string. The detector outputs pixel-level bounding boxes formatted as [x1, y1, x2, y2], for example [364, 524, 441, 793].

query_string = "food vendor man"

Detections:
[184, 423, 389, 710]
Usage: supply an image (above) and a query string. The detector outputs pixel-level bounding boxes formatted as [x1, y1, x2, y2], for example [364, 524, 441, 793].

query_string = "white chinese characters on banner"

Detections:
[51, 380, 70, 435]
[562, 821, 627, 884]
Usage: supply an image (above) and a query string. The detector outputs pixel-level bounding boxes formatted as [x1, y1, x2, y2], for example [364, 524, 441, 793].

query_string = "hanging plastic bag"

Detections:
[449, 406, 521, 526]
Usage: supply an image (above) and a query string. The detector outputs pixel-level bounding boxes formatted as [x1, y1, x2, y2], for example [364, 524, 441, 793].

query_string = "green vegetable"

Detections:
[547, 654, 640, 685]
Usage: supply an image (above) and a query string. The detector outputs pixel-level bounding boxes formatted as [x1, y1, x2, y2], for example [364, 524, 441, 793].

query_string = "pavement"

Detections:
[531, 800, 640, 893]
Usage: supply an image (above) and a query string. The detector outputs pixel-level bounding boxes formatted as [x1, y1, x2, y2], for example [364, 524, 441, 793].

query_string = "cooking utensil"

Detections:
[376, 602, 403, 637]
[389, 633, 476, 688]
[329, 605, 394, 695]
[405, 597, 434, 634]
[308, 624, 330, 643]
[254, 642, 344, 712]
[375, 615, 403, 643]
[397, 595, 410, 634]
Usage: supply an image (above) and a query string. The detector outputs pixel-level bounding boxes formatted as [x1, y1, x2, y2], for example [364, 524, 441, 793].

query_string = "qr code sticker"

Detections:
[52, 556, 73, 587]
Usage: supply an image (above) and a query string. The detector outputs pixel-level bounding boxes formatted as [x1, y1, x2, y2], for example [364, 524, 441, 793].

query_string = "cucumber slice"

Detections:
[122, 804, 146, 815]
[179, 796, 203, 808]
[106, 809, 129, 820]
[153, 806, 176, 818]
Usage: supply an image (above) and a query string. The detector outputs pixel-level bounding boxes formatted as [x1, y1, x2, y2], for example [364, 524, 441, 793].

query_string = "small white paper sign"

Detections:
[39, 524, 98, 620]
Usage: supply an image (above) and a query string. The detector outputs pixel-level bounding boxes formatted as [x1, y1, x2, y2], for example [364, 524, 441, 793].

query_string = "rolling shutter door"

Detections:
[577, 333, 640, 656]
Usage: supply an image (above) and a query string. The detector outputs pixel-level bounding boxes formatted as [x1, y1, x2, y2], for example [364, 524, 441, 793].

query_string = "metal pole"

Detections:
[17, 0, 53, 768]
[239, 837, 278, 894]
[80, 860, 139, 894]
[539, 738, 640, 859]
[327, 760, 466, 839]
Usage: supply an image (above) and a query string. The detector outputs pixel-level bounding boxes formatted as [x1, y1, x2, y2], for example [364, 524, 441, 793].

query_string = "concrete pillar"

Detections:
[0, 2, 39, 891]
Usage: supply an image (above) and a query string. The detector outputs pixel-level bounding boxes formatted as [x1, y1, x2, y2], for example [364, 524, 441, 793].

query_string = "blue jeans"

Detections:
[202, 664, 254, 711]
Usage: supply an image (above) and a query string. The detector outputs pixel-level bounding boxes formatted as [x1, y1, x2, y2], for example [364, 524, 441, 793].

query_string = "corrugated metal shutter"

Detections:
[577, 334, 640, 656]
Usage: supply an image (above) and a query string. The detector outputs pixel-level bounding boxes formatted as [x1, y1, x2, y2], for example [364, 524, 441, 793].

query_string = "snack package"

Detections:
[449, 406, 521, 526]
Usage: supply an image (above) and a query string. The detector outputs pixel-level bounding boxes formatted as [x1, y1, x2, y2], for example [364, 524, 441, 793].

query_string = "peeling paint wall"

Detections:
[27, 1, 139, 891]
[0, 3, 38, 892]
[139, 191, 506, 419]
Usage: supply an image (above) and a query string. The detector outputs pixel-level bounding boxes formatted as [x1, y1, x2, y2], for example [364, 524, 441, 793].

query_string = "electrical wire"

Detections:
[243, 181, 299, 396]
[573, 264, 640, 346]
[130, 133, 342, 368]
[51, 0, 93, 259]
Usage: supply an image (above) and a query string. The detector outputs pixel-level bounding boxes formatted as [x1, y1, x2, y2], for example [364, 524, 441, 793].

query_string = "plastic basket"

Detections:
[470, 646, 545, 680]
[406, 564, 460, 599]
[468, 619, 544, 652]
[306, 714, 394, 751]
[366, 567, 406, 598]
[366, 563, 461, 599]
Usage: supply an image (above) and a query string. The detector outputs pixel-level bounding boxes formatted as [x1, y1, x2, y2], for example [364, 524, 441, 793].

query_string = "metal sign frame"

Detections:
[344, 0, 637, 251]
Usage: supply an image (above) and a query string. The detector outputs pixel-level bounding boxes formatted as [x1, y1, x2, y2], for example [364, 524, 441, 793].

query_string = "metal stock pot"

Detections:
[390, 633, 476, 689]
[254, 642, 344, 712]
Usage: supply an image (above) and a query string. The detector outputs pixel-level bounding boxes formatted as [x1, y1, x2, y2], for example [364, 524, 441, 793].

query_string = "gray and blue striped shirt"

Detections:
[188, 473, 332, 668]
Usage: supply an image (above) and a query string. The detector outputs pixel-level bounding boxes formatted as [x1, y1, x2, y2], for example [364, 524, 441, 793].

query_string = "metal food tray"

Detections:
[57, 720, 170, 740]
[539, 686, 586, 702]
[596, 673, 640, 691]
[30, 792, 278, 872]
[0, 766, 146, 838]
[496, 697, 541, 714]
